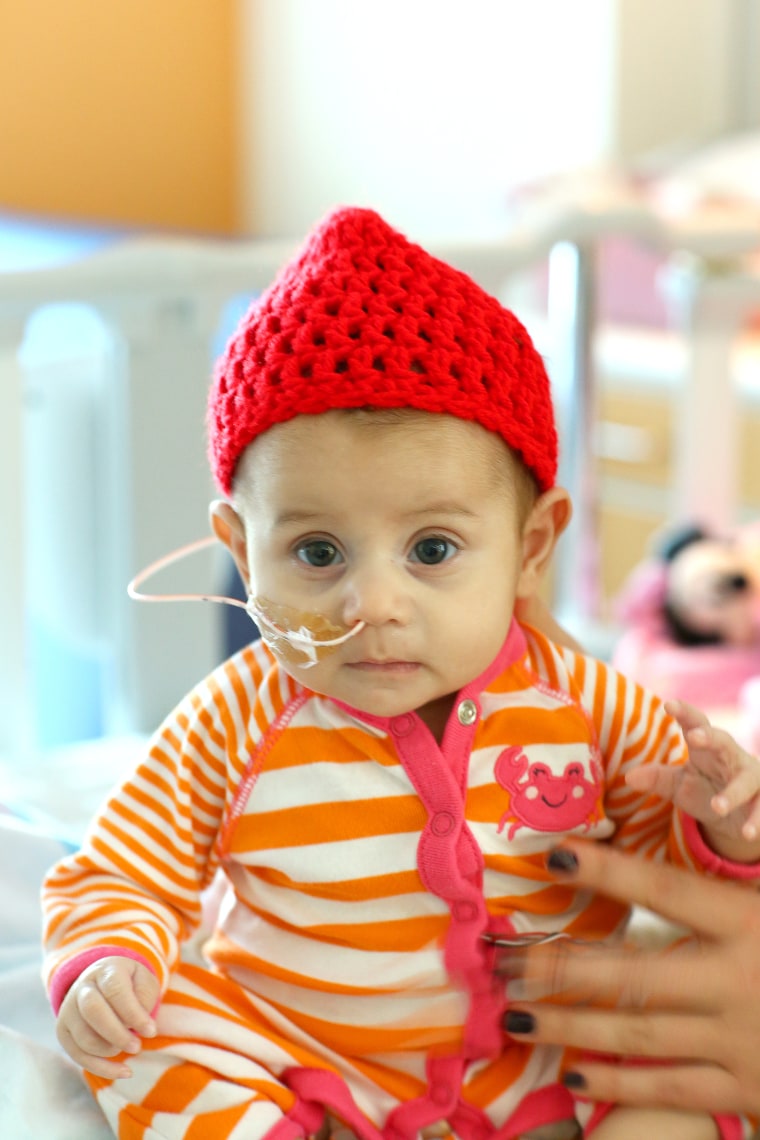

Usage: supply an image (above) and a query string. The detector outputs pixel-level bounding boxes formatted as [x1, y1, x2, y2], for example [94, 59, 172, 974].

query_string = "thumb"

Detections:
[625, 764, 684, 805]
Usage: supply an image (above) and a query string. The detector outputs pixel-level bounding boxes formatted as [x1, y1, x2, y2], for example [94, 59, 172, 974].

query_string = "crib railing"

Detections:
[2, 212, 760, 765]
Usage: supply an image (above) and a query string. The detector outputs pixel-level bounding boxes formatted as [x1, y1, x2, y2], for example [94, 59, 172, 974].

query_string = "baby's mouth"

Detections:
[348, 659, 420, 672]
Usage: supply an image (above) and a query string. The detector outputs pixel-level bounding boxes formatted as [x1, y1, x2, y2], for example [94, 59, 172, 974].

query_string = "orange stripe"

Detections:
[260, 723, 401, 771]
[248, 904, 448, 952]
[479, 702, 592, 748]
[142, 1061, 212, 1112]
[116, 1101, 154, 1140]
[207, 934, 422, 996]
[572, 649, 587, 694]
[189, 696, 228, 755]
[250, 863, 424, 901]
[163, 978, 352, 1074]
[482, 850, 559, 883]
[463, 1042, 532, 1107]
[90, 830, 195, 903]
[223, 660, 255, 725]
[208, 675, 241, 758]
[231, 794, 427, 852]
[590, 659, 610, 744]
[564, 891, 629, 939]
[97, 816, 196, 895]
[185, 1101, 255, 1140]
[604, 667, 627, 757]
[261, 1000, 461, 1055]
[109, 788, 204, 855]
[116, 781, 195, 845]
[486, 881, 579, 915]
[351, 1053, 426, 1102]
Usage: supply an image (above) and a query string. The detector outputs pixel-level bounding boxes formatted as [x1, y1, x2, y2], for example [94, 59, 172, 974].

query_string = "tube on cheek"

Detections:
[246, 596, 365, 668]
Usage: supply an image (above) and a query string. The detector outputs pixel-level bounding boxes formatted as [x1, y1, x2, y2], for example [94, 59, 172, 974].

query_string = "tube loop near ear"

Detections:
[127, 536, 364, 668]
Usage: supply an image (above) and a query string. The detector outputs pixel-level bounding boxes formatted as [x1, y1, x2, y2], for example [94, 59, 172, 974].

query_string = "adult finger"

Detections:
[498, 940, 721, 1013]
[503, 1003, 721, 1065]
[562, 1060, 750, 1117]
[544, 840, 756, 939]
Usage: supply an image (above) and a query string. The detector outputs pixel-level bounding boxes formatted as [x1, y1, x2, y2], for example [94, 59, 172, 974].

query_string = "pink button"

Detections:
[390, 714, 414, 736]
[453, 901, 478, 922]
[431, 811, 455, 836]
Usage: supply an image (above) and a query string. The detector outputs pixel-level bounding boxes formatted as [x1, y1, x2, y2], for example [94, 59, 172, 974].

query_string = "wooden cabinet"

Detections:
[0, 1, 238, 233]
[592, 335, 760, 617]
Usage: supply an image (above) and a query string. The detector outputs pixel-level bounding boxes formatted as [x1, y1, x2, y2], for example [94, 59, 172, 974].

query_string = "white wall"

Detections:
[239, 0, 616, 240]
[238, 0, 760, 241]
[613, 0, 744, 161]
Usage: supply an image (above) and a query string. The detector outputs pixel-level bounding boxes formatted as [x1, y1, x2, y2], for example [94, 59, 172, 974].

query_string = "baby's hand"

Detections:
[626, 700, 760, 861]
[56, 955, 159, 1078]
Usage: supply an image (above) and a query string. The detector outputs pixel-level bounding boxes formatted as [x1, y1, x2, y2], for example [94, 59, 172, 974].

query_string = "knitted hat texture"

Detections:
[208, 207, 557, 495]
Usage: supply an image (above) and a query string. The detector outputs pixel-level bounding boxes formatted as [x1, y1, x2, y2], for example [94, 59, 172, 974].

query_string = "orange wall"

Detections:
[0, 0, 239, 234]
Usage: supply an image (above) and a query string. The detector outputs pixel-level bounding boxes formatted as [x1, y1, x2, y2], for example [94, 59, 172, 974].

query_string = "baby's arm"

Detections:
[56, 955, 160, 1079]
[626, 700, 760, 864]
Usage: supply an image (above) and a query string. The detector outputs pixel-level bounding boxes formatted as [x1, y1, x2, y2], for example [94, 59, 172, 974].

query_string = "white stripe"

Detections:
[252, 758, 413, 811]
[232, 874, 444, 929]
[234, 829, 423, 880]
[225, 962, 467, 1032]
[220, 906, 450, 991]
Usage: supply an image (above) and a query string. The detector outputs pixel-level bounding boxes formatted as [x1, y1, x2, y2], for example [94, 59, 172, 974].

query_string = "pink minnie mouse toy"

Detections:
[612, 521, 760, 713]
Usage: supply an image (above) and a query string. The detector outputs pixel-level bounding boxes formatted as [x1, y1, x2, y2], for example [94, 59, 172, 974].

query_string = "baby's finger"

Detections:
[93, 963, 156, 1036]
[664, 700, 711, 736]
[687, 719, 751, 767]
[67, 979, 142, 1054]
[712, 766, 760, 819]
[70, 988, 141, 1056]
[625, 764, 681, 800]
[57, 1020, 134, 1080]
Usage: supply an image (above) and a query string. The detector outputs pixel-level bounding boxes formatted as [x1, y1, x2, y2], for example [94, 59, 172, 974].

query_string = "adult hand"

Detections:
[497, 839, 760, 1116]
[56, 955, 159, 1079]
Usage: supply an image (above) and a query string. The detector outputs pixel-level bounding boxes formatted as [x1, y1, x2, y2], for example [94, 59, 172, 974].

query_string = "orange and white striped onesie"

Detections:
[42, 622, 752, 1140]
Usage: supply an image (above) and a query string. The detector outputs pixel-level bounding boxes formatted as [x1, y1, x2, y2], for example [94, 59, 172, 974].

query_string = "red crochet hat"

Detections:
[208, 207, 557, 495]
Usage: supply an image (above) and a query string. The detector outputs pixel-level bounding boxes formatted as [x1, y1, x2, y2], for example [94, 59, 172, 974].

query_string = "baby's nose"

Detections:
[341, 564, 410, 628]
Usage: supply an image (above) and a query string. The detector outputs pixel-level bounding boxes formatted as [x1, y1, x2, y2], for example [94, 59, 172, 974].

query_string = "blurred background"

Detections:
[2, 0, 760, 816]
[1, 0, 757, 238]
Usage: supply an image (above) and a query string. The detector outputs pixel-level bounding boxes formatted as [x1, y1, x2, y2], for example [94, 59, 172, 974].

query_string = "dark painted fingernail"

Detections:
[562, 1070, 586, 1090]
[547, 848, 579, 873]
[503, 1010, 536, 1034]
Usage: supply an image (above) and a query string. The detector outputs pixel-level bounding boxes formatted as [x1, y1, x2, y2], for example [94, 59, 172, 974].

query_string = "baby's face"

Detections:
[235, 410, 533, 735]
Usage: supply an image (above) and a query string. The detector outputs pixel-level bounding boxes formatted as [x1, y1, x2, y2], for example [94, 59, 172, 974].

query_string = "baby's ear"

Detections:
[516, 487, 572, 598]
[209, 500, 250, 589]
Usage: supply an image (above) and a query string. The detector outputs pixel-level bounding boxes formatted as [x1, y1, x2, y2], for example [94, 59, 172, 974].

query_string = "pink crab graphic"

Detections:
[494, 745, 603, 839]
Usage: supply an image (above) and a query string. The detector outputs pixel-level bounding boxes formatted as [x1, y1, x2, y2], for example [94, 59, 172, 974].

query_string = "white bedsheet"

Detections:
[0, 813, 112, 1139]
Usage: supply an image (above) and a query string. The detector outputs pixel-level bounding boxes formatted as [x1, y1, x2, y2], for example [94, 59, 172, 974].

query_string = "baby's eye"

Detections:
[295, 539, 342, 568]
[410, 536, 457, 565]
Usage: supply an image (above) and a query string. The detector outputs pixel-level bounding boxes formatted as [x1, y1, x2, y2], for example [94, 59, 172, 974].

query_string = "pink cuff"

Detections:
[681, 812, 760, 879]
[49, 946, 157, 1015]
[713, 1114, 746, 1140]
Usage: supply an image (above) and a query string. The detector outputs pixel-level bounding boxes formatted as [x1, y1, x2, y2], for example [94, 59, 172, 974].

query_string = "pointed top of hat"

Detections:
[208, 206, 557, 495]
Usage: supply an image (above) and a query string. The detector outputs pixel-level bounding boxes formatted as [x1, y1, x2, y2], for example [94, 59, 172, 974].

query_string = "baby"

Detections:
[43, 208, 760, 1140]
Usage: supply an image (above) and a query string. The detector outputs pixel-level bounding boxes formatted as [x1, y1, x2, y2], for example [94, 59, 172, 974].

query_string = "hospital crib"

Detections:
[2, 194, 760, 824]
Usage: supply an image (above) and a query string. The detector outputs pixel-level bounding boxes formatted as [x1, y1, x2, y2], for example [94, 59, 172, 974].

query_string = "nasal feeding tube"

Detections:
[127, 536, 365, 668]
